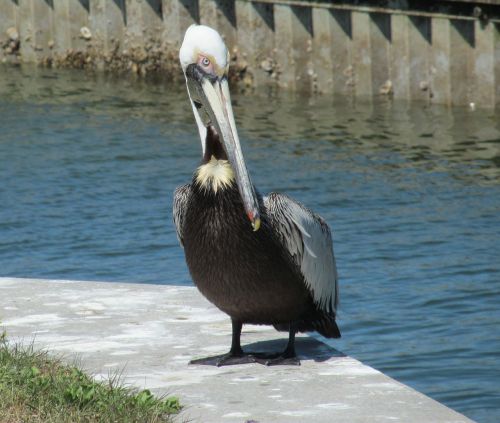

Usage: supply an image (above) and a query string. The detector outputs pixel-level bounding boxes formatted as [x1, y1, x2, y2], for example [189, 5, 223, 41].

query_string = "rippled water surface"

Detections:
[1, 67, 499, 422]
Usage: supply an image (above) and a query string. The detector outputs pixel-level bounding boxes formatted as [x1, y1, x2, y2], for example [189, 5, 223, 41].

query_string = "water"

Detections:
[1, 67, 499, 422]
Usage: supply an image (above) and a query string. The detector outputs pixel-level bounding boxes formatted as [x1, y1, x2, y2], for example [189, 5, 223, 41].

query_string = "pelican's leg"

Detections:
[282, 326, 297, 358]
[189, 319, 257, 366]
[255, 324, 301, 366]
[229, 319, 244, 356]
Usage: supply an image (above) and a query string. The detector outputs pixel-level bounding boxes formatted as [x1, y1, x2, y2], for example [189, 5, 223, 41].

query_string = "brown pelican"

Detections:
[174, 25, 340, 366]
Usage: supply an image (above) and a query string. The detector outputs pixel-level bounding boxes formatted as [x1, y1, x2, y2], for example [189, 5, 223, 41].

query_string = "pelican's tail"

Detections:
[274, 312, 341, 339]
[307, 313, 341, 339]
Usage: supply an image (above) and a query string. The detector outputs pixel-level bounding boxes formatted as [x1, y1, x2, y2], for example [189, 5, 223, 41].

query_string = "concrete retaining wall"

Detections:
[1, 0, 499, 107]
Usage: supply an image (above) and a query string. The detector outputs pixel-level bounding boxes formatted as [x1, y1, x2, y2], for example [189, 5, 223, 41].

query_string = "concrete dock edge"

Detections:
[0, 277, 475, 423]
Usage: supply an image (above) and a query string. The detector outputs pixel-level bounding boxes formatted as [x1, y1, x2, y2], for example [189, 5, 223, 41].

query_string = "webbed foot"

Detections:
[259, 355, 301, 366]
[249, 351, 301, 366]
[189, 351, 257, 367]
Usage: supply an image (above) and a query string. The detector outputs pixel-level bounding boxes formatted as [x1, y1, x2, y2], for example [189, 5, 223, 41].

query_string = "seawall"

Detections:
[1, 0, 499, 107]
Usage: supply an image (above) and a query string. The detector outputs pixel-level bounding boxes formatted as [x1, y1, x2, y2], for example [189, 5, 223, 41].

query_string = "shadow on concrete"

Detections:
[244, 336, 345, 363]
[216, 0, 236, 29]
[190, 336, 344, 366]
[410, 15, 432, 44]
[254, 2, 274, 31]
[292, 5, 313, 37]
[372, 12, 391, 42]
[78, 0, 90, 13]
[332, 9, 352, 39]
[451, 19, 475, 48]
[180, 0, 199, 23]
[146, 0, 162, 19]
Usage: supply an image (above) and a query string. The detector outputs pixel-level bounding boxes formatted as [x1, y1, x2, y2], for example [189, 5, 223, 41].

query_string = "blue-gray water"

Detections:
[1, 67, 499, 422]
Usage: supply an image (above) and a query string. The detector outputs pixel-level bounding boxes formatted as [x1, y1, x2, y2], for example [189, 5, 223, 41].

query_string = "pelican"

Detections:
[174, 25, 340, 366]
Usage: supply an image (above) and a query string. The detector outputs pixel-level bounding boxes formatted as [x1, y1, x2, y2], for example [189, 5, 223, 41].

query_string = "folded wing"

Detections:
[173, 184, 192, 247]
[264, 193, 339, 314]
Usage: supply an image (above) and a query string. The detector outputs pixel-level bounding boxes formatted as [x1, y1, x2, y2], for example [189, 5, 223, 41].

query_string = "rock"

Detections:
[80, 27, 92, 40]
[6, 27, 19, 42]
[243, 74, 253, 87]
[379, 80, 393, 95]
[306, 40, 312, 53]
[343, 65, 353, 77]
[260, 58, 274, 73]
[135, 47, 148, 63]
[238, 60, 248, 71]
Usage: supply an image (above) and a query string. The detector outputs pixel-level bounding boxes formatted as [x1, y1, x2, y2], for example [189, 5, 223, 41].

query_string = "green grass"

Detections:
[0, 331, 181, 422]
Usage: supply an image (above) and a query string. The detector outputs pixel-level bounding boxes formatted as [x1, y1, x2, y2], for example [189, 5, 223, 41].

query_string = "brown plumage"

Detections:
[174, 24, 340, 366]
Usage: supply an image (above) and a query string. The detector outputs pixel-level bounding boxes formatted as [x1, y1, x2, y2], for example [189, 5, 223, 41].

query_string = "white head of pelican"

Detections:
[179, 25, 260, 231]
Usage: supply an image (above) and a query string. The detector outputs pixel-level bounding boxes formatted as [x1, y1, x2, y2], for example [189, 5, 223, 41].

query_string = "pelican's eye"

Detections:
[197, 55, 214, 73]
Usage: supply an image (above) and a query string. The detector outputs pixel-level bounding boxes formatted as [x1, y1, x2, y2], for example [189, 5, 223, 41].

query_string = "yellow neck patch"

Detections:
[196, 155, 235, 193]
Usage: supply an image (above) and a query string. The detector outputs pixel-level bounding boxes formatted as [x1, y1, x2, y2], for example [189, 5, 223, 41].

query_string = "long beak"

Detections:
[186, 67, 261, 231]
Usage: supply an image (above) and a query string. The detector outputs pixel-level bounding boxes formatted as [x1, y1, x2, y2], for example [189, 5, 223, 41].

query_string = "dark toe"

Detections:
[256, 355, 301, 366]
[189, 353, 257, 367]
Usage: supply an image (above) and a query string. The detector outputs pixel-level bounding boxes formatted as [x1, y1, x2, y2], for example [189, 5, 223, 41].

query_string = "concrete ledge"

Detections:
[0, 277, 473, 422]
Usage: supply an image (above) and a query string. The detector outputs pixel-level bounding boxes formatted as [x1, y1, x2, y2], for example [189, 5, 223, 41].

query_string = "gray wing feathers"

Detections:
[173, 184, 192, 247]
[264, 193, 339, 314]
